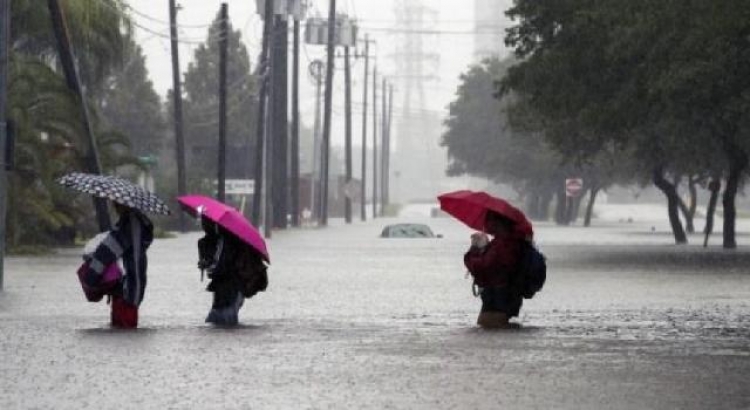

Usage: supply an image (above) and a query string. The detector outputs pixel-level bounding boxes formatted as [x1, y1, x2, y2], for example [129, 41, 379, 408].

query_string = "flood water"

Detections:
[1, 213, 749, 409]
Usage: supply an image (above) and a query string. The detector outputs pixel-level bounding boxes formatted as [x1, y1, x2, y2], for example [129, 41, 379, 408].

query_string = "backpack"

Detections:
[234, 246, 268, 298]
[515, 241, 547, 299]
[76, 261, 123, 303]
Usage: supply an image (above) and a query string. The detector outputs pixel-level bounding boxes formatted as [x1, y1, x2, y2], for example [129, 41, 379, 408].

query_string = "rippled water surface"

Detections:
[1, 216, 749, 409]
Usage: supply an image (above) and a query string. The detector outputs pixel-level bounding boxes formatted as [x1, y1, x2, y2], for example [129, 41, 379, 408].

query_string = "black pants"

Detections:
[480, 287, 523, 318]
[207, 276, 242, 309]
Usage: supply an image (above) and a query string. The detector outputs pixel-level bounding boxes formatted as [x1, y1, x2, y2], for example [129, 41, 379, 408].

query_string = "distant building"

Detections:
[474, 0, 514, 62]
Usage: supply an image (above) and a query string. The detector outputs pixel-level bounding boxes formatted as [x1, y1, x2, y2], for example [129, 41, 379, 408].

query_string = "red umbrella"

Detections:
[438, 190, 533, 238]
[178, 195, 270, 263]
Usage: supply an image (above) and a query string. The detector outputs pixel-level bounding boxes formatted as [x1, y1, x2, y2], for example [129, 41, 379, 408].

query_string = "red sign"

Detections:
[565, 178, 584, 197]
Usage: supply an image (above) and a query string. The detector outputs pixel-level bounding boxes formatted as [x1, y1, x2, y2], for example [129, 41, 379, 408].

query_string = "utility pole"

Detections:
[290, 17, 301, 227]
[359, 36, 370, 222]
[0, 0, 9, 290]
[372, 64, 378, 219]
[264, 13, 284, 239]
[320, 0, 336, 226]
[385, 83, 394, 208]
[309, 60, 324, 222]
[380, 77, 387, 216]
[217, 3, 228, 202]
[344, 45, 353, 224]
[168, 0, 187, 232]
[252, 0, 274, 227]
[47, 0, 111, 232]
[272, 15, 288, 229]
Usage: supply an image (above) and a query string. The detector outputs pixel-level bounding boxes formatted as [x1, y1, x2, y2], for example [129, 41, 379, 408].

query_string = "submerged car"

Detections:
[380, 223, 441, 238]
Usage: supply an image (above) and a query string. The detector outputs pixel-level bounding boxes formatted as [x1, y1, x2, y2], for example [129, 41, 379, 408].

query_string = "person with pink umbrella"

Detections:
[179, 196, 269, 326]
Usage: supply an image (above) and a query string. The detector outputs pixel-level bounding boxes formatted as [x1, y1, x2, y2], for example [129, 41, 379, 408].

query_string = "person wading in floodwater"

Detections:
[85, 202, 154, 328]
[464, 211, 525, 329]
[197, 217, 268, 326]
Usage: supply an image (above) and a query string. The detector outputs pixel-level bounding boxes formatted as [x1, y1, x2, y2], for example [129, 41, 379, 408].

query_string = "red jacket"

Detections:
[464, 234, 522, 288]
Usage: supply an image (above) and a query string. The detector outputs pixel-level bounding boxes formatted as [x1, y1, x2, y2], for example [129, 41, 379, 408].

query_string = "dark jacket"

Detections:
[198, 229, 267, 299]
[87, 210, 154, 306]
[464, 234, 522, 288]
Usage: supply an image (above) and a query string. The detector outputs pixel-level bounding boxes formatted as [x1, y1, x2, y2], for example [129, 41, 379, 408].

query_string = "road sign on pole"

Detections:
[565, 178, 584, 198]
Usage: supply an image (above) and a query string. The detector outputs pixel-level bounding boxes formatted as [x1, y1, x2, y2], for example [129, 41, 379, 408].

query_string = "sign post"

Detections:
[565, 178, 584, 198]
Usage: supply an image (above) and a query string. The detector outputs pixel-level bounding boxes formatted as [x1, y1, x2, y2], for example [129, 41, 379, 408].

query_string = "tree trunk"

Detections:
[703, 179, 721, 248]
[569, 194, 584, 224]
[584, 186, 600, 227]
[688, 177, 698, 227]
[554, 184, 568, 226]
[722, 152, 749, 249]
[677, 197, 695, 234]
[526, 191, 541, 220]
[540, 189, 554, 221]
[653, 168, 688, 244]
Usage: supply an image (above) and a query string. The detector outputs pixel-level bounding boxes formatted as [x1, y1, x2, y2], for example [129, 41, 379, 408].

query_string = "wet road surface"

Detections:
[1, 217, 749, 409]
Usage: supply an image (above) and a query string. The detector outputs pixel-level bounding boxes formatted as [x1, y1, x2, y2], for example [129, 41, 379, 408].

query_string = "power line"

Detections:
[122, 3, 213, 29]
[359, 26, 508, 35]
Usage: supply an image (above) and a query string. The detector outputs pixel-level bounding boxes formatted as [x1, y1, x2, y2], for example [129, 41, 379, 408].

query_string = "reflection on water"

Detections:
[1, 217, 749, 409]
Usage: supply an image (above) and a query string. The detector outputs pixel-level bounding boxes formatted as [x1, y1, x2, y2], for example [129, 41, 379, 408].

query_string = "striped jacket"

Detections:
[87, 210, 154, 306]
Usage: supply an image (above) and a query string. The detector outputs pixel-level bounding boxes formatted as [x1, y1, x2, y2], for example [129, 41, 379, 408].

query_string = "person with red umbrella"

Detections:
[464, 211, 525, 328]
[438, 190, 532, 329]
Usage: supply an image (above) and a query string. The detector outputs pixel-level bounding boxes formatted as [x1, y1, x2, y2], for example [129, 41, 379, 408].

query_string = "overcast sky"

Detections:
[125, 1, 513, 146]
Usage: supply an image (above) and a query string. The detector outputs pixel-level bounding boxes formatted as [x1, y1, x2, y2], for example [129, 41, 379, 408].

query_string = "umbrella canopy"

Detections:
[58, 172, 171, 215]
[438, 190, 533, 238]
[177, 195, 270, 263]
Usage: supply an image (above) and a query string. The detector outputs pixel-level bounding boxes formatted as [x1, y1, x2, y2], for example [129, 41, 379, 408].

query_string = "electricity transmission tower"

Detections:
[390, 0, 441, 203]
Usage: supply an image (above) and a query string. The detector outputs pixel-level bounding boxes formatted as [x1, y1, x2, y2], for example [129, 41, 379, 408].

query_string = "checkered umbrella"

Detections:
[58, 172, 171, 215]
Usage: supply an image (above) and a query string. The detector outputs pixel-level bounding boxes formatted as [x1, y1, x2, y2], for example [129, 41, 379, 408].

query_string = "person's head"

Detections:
[113, 202, 130, 216]
[484, 211, 515, 236]
[201, 217, 218, 235]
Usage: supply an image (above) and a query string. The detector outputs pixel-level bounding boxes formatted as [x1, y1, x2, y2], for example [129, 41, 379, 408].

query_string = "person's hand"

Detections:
[471, 232, 489, 249]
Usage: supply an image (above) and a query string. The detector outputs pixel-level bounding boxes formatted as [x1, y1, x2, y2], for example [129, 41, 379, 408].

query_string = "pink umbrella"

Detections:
[177, 195, 270, 263]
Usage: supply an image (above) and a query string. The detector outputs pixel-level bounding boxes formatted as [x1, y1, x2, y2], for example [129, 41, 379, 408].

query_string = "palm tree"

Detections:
[6, 0, 134, 250]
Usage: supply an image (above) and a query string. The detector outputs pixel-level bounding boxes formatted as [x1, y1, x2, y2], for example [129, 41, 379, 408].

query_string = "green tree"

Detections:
[6, 0, 133, 249]
[168, 11, 258, 195]
[442, 58, 631, 224]
[502, 0, 747, 246]
[98, 37, 167, 158]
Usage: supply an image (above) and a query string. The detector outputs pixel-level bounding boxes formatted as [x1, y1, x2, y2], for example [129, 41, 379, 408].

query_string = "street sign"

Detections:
[565, 178, 584, 198]
[225, 179, 255, 195]
[342, 180, 361, 199]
